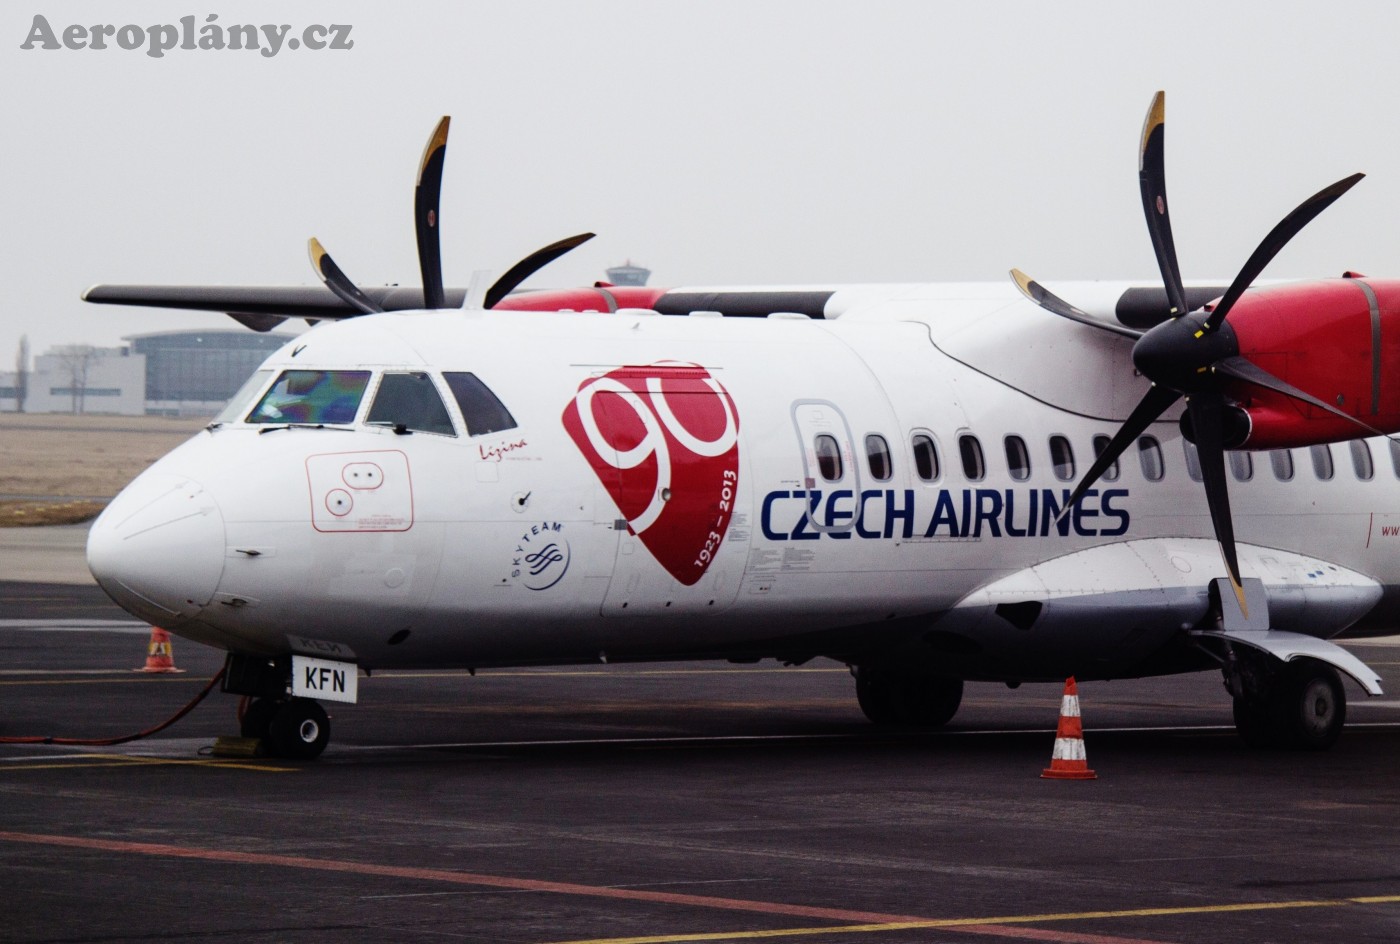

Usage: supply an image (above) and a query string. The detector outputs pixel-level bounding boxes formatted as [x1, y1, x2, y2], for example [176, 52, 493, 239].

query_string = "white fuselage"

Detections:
[85, 284, 1400, 682]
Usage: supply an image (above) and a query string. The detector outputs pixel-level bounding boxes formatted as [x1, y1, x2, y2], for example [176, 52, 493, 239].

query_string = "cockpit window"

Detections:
[216, 369, 273, 424]
[246, 370, 370, 425]
[366, 372, 456, 436]
[443, 372, 517, 436]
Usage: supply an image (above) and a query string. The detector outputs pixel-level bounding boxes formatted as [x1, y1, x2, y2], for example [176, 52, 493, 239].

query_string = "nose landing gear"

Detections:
[240, 696, 331, 759]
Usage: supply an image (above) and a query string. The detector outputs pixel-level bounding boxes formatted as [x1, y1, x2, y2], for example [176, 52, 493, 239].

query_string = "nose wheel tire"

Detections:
[239, 697, 278, 740]
[264, 697, 331, 760]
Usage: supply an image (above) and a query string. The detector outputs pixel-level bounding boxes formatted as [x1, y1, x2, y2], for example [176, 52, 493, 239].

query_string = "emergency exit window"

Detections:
[367, 372, 456, 436]
[814, 434, 843, 481]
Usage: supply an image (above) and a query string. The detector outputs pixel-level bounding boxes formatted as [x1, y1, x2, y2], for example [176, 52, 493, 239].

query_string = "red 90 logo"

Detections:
[562, 364, 740, 585]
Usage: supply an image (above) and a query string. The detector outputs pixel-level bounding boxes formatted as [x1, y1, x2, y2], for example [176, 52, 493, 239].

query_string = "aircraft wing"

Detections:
[81, 284, 471, 331]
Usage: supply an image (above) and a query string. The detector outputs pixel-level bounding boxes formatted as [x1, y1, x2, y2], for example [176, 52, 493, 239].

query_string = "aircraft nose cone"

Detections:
[87, 473, 226, 626]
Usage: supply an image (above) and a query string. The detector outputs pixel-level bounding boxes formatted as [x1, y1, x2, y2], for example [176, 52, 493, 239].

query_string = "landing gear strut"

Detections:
[853, 666, 963, 727]
[1226, 654, 1346, 751]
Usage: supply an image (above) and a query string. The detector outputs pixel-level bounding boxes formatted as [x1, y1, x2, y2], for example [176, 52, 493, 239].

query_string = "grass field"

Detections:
[1, 413, 210, 525]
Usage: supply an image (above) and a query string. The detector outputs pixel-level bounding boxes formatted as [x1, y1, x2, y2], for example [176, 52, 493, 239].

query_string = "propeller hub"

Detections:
[1131, 313, 1239, 393]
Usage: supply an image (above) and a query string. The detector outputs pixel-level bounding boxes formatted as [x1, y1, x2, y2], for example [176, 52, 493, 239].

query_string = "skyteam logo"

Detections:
[510, 522, 571, 591]
[563, 363, 740, 585]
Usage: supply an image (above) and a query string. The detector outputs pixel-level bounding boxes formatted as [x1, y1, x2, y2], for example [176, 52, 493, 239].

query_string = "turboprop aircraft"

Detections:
[83, 96, 1400, 759]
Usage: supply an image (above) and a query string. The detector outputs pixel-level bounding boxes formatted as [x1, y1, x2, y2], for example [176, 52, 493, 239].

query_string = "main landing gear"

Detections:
[1226, 652, 1346, 751]
[853, 665, 964, 727]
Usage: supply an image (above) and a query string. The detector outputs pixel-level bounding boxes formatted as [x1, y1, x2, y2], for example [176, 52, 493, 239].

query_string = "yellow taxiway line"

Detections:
[543, 896, 1400, 944]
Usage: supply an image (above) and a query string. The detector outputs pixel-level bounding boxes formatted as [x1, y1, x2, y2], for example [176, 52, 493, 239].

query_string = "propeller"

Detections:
[306, 115, 596, 314]
[415, 117, 450, 310]
[307, 238, 384, 315]
[483, 232, 596, 310]
[1013, 91, 1365, 615]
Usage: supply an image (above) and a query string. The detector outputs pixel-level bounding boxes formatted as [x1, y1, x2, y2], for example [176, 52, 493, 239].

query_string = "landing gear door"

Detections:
[791, 400, 860, 536]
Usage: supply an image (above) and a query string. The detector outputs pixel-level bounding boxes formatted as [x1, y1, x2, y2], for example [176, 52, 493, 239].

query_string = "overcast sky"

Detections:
[6, 1, 1400, 361]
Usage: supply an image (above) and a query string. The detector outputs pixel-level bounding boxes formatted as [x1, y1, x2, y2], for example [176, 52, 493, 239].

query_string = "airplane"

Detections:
[80, 95, 1400, 760]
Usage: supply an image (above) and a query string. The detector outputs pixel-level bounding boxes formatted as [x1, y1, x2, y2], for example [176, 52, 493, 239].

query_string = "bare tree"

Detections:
[12, 334, 27, 412]
[54, 344, 99, 414]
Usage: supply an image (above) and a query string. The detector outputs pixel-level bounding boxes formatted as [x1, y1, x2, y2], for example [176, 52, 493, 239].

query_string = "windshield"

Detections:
[215, 369, 273, 424]
[246, 370, 371, 425]
[366, 372, 456, 436]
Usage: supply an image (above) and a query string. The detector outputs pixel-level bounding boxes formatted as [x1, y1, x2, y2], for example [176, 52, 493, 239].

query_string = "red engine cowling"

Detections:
[1221, 277, 1400, 449]
[492, 285, 668, 313]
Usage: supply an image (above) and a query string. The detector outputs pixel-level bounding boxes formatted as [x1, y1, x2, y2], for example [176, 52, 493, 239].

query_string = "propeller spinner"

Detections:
[308, 116, 594, 313]
[1013, 91, 1365, 613]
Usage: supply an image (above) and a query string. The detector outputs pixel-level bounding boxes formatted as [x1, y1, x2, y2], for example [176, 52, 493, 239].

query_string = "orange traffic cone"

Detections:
[136, 627, 185, 674]
[1041, 677, 1095, 780]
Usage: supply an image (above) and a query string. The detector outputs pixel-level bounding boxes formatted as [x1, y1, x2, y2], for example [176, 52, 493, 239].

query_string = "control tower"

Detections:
[604, 260, 651, 286]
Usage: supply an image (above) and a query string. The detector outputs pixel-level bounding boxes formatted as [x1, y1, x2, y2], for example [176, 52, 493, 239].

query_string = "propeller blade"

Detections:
[307, 238, 384, 315]
[1138, 91, 1190, 320]
[1187, 393, 1248, 616]
[1010, 269, 1142, 339]
[1202, 172, 1365, 332]
[1057, 384, 1181, 522]
[484, 232, 596, 310]
[1214, 355, 1385, 437]
[415, 116, 451, 310]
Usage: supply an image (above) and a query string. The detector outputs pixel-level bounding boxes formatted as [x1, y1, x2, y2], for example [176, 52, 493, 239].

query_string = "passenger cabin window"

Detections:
[1183, 440, 1203, 482]
[247, 370, 371, 425]
[865, 434, 893, 482]
[814, 434, 843, 482]
[443, 372, 517, 436]
[1139, 436, 1165, 481]
[1351, 440, 1374, 481]
[1271, 449, 1294, 482]
[912, 433, 941, 482]
[959, 434, 986, 482]
[366, 372, 456, 436]
[1092, 434, 1120, 482]
[1311, 444, 1334, 481]
[1049, 435, 1075, 481]
[1229, 452, 1253, 482]
[1005, 436, 1031, 481]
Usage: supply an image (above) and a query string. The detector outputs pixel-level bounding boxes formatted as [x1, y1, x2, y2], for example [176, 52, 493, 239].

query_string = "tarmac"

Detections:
[3, 524, 1400, 943]
[0, 522, 95, 584]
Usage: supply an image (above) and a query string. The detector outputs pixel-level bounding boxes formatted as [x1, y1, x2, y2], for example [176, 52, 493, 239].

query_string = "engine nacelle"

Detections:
[493, 286, 667, 313]
[1218, 277, 1400, 449]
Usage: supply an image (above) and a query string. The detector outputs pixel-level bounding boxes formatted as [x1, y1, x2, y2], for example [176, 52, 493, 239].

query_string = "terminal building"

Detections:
[1, 330, 294, 417]
[129, 331, 294, 416]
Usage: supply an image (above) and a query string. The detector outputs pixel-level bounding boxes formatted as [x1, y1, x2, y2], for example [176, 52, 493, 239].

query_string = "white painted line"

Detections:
[0, 619, 149, 634]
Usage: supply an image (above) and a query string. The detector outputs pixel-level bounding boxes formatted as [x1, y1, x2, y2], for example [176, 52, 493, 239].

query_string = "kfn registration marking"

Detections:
[291, 655, 358, 704]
